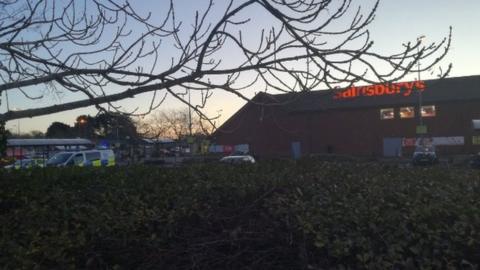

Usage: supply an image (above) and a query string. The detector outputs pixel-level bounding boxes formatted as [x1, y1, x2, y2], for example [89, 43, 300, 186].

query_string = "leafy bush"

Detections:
[1, 161, 479, 269]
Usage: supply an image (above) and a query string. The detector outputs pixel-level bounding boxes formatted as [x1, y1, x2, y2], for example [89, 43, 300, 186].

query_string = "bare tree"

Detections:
[139, 109, 216, 140]
[0, 0, 451, 124]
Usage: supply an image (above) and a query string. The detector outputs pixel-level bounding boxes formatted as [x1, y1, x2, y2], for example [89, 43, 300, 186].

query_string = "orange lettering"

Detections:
[374, 84, 385, 95]
[365, 86, 375, 96]
[360, 86, 366, 96]
[333, 80, 427, 100]
[385, 84, 395, 94]
[415, 80, 426, 91]
[395, 84, 401, 93]
[352, 86, 358, 97]
[403, 82, 414, 96]
[342, 87, 354, 98]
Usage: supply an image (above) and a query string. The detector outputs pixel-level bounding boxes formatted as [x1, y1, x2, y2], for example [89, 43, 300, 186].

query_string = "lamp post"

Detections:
[11, 124, 19, 137]
[178, 90, 193, 137]
[416, 35, 429, 149]
[417, 35, 425, 127]
[12, 107, 21, 136]
[77, 117, 87, 138]
[188, 89, 192, 136]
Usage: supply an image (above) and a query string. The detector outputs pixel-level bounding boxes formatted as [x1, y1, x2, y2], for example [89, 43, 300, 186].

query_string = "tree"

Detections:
[73, 115, 96, 139]
[45, 113, 137, 139]
[45, 122, 74, 138]
[139, 109, 216, 140]
[0, 122, 7, 156]
[92, 112, 138, 140]
[15, 130, 44, 138]
[28, 130, 44, 138]
[0, 0, 451, 125]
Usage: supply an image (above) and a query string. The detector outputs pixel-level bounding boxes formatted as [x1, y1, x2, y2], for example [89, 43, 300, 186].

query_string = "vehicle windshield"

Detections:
[47, 153, 73, 165]
[415, 145, 435, 153]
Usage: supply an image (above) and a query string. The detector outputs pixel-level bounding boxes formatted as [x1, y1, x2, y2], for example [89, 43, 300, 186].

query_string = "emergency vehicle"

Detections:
[46, 149, 115, 167]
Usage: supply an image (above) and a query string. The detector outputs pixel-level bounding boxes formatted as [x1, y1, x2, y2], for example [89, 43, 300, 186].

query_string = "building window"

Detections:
[473, 120, 480, 130]
[421, 105, 436, 117]
[400, 107, 415, 118]
[380, 108, 394, 120]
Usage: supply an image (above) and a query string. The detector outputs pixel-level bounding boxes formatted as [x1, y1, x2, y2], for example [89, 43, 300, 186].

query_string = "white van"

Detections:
[46, 149, 115, 167]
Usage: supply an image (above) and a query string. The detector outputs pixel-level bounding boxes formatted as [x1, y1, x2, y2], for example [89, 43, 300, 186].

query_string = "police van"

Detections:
[46, 149, 115, 167]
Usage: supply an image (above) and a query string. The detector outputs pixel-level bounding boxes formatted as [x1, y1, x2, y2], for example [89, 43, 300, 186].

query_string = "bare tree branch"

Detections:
[0, 0, 452, 123]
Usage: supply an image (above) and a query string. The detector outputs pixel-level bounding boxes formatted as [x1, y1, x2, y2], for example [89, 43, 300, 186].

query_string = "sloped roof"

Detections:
[267, 75, 480, 113]
[214, 75, 480, 136]
[7, 138, 94, 147]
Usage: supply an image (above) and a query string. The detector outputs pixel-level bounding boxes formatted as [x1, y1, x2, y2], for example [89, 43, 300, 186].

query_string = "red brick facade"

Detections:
[213, 76, 480, 159]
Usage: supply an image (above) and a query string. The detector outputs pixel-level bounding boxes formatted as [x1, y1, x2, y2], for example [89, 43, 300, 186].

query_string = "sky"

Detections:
[3, 0, 480, 134]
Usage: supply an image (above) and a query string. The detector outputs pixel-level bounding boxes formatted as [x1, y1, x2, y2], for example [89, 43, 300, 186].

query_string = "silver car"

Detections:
[220, 155, 256, 164]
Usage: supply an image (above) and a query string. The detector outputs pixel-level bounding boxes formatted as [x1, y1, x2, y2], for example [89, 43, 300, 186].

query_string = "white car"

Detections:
[4, 158, 45, 169]
[219, 155, 256, 164]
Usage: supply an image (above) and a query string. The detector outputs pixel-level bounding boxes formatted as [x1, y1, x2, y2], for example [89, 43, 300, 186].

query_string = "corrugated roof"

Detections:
[7, 138, 94, 147]
[265, 75, 480, 112]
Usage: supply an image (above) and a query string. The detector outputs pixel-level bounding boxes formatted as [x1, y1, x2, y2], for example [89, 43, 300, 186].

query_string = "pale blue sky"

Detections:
[4, 0, 480, 133]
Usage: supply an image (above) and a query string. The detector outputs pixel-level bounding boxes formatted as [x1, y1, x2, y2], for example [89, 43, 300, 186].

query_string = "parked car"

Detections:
[219, 155, 256, 164]
[46, 149, 115, 167]
[3, 158, 46, 170]
[469, 153, 480, 169]
[412, 145, 438, 166]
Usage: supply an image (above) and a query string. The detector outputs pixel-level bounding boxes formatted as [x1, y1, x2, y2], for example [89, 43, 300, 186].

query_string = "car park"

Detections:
[219, 155, 256, 164]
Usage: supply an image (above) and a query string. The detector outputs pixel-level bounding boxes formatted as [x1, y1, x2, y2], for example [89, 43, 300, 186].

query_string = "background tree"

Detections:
[45, 122, 74, 138]
[15, 130, 44, 138]
[0, 122, 7, 156]
[139, 109, 216, 140]
[92, 112, 138, 140]
[0, 0, 451, 124]
[45, 113, 138, 139]
[73, 115, 96, 139]
[28, 130, 44, 138]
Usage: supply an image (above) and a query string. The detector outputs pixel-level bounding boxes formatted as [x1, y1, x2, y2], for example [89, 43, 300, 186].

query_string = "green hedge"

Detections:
[1, 161, 479, 269]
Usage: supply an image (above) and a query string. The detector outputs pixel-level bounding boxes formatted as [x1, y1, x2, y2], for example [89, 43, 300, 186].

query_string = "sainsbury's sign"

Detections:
[334, 80, 426, 99]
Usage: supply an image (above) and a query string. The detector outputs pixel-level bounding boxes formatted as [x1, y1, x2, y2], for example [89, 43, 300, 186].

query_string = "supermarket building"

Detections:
[212, 75, 480, 159]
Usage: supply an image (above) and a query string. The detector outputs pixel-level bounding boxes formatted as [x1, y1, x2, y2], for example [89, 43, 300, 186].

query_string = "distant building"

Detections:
[212, 75, 480, 159]
[6, 138, 94, 158]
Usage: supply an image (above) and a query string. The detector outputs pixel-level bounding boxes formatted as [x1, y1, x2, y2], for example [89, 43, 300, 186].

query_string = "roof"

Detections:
[214, 75, 480, 136]
[7, 138, 94, 147]
[141, 138, 175, 144]
[265, 75, 480, 113]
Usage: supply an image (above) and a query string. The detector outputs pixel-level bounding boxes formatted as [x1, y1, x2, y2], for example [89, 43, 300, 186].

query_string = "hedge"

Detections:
[1, 160, 479, 269]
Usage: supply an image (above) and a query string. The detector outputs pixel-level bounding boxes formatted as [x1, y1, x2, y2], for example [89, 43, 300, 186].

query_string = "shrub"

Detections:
[1, 161, 479, 269]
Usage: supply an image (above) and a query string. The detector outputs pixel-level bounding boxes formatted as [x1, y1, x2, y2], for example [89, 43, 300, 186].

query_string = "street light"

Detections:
[12, 107, 21, 136]
[178, 90, 193, 136]
[11, 124, 19, 137]
[417, 35, 426, 127]
[76, 116, 88, 138]
[188, 89, 192, 136]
